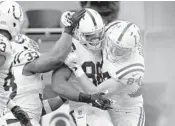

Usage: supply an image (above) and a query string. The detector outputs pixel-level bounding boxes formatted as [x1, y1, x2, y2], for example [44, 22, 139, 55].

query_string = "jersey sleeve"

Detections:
[14, 34, 39, 51]
[0, 35, 12, 56]
[13, 49, 40, 66]
[109, 63, 145, 86]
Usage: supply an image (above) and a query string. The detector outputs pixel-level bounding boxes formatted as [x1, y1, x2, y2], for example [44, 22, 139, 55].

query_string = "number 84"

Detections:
[127, 76, 142, 86]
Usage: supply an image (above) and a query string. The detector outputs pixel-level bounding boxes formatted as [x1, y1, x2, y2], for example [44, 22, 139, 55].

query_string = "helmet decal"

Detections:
[12, 5, 22, 20]
[86, 9, 97, 27]
[118, 23, 133, 41]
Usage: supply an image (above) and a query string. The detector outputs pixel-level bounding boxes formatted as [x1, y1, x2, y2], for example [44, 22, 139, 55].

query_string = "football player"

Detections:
[0, 2, 34, 126]
[3, 9, 110, 126]
[65, 20, 145, 126]
[0, 1, 86, 126]
[3, 34, 44, 126]
[52, 8, 114, 126]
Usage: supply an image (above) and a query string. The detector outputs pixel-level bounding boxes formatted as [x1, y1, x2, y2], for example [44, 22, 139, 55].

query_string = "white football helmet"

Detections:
[74, 8, 105, 50]
[0, 1, 24, 39]
[105, 20, 141, 62]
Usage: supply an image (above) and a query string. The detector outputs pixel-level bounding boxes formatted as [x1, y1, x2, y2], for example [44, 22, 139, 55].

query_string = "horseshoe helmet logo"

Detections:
[12, 5, 22, 21]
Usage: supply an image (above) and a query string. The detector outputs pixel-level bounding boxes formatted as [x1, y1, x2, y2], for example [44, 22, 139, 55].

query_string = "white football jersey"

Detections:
[68, 39, 114, 126]
[0, 34, 14, 116]
[68, 38, 103, 110]
[102, 44, 145, 108]
[3, 48, 44, 122]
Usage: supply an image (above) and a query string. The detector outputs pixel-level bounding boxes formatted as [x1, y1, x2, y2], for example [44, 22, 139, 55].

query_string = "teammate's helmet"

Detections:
[0, 1, 24, 38]
[12, 34, 39, 54]
[105, 20, 141, 62]
[74, 8, 105, 50]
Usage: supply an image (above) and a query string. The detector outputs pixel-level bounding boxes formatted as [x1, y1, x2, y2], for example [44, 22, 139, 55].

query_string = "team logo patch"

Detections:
[12, 5, 22, 20]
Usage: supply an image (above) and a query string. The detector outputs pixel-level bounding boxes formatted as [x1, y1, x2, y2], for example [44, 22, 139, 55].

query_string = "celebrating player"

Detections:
[65, 20, 145, 126]
[52, 8, 114, 126]
[0, 1, 34, 126]
[0, 1, 85, 126]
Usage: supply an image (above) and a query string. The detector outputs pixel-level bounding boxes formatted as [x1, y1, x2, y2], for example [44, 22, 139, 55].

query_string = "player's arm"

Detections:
[64, 52, 123, 94]
[63, 52, 98, 93]
[51, 65, 81, 101]
[64, 52, 139, 94]
[23, 9, 86, 74]
[76, 71, 99, 93]
[75, 66, 144, 96]
[7, 100, 32, 125]
[64, 52, 118, 93]
[52, 65, 112, 110]
[76, 70, 121, 94]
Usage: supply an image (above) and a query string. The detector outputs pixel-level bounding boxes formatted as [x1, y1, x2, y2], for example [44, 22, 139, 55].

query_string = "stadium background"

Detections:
[17, 1, 175, 126]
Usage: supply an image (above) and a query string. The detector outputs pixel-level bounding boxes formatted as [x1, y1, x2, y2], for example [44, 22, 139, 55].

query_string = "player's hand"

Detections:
[90, 91, 113, 110]
[11, 106, 33, 126]
[62, 9, 86, 35]
[22, 121, 33, 126]
[65, 52, 83, 71]
[61, 11, 75, 27]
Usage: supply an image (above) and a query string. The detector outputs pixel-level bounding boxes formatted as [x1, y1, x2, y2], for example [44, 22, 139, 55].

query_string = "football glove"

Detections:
[91, 91, 113, 110]
[79, 91, 113, 110]
[11, 106, 33, 126]
[62, 9, 86, 35]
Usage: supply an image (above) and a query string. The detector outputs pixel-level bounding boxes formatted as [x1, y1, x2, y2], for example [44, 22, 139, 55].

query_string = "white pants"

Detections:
[69, 105, 114, 126]
[108, 106, 145, 126]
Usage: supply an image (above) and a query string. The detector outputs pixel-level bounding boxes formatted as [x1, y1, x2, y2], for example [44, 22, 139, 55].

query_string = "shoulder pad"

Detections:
[0, 34, 12, 55]
[14, 34, 30, 44]
[110, 63, 145, 80]
[13, 49, 40, 66]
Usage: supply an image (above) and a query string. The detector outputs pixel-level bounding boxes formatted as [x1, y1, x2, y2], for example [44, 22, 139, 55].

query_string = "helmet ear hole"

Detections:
[13, 23, 16, 27]
[24, 46, 28, 50]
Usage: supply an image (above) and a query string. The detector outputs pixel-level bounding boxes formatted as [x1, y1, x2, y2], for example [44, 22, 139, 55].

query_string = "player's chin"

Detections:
[49, 113, 70, 126]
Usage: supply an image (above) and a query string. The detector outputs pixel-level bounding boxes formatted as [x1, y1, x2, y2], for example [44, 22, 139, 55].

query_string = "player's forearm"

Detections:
[52, 82, 96, 104]
[77, 75, 98, 93]
[52, 82, 80, 102]
[71, 67, 98, 93]
[36, 33, 72, 71]
[97, 78, 121, 95]
[51, 32, 72, 62]
[50, 8, 86, 61]
[78, 74, 119, 95]
[25, 33, 72, 73]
